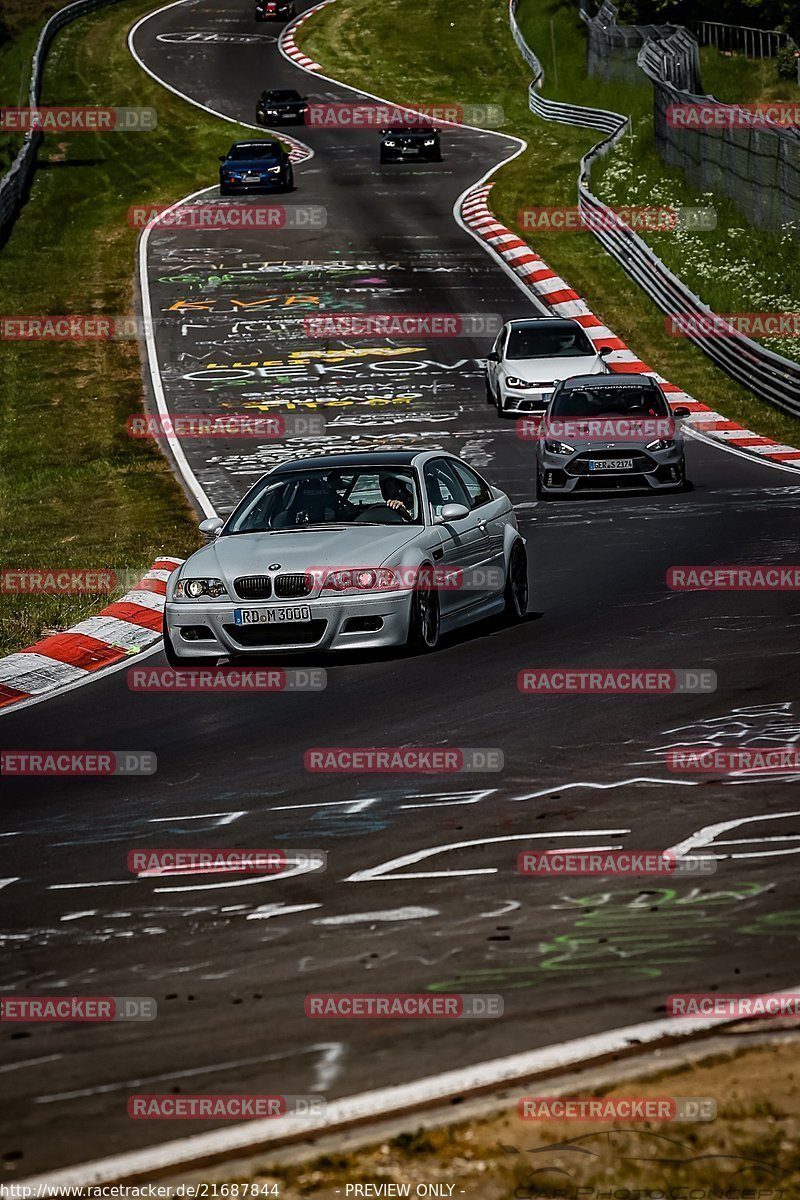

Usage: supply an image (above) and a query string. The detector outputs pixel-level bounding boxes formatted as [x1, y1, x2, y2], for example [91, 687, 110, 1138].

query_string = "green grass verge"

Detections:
[0, 0, 260, 655]
[297, 0, 800, 450]
[700, 44, 800, 104]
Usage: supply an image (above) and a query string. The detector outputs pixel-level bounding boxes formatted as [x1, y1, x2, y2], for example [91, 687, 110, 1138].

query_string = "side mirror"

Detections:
[199, 516, 224, 537]
[673, 406, 691, 418]
[486, 350, 499, 362]
[218, 156, 226, 163]
[599, 346, 612, 357]
[437, 503, 470, 524]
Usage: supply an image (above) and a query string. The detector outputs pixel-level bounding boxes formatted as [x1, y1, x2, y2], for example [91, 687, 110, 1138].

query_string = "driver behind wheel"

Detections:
[379, 472, 414, 519]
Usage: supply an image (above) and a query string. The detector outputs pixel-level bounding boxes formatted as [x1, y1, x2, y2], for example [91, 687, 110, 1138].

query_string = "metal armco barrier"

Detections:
[580, 0, 678, 85]
[637, 29, 800, 234]
[0, 0, 124, 245]
[507, 0, 800, 418]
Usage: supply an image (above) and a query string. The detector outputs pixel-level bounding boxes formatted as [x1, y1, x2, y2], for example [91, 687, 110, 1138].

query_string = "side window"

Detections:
[452, 462, 492, 509]
[424, 460, 471, 519]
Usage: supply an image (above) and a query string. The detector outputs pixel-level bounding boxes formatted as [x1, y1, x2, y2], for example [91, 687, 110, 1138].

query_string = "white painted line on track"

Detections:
[16, 1004, 800, 1187]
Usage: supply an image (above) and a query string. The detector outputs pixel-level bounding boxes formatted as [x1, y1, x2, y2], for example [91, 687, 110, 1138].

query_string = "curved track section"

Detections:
[1, 0, 799, 1179]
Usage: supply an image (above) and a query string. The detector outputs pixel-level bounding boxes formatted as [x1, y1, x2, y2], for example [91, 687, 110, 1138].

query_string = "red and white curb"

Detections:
[461, 184, 800, 465]
[279, 0, 337, 72]
[0, 558, 182, 712]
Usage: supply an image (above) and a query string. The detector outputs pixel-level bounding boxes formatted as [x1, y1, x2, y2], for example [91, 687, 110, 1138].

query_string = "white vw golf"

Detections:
[485, 317, 611, 417]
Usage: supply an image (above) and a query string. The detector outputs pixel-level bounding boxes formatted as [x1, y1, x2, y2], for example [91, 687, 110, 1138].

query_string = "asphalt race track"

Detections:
[1, 0, 800, 1179]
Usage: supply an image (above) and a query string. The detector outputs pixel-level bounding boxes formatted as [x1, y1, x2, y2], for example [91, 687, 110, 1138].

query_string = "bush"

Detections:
[775, 43, 798, 79]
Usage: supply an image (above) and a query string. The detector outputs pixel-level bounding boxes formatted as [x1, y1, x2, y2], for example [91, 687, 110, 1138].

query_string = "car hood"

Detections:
[224, 158, 282, 171]
[183, 526, 421, 581]
[502, 356, 603, 382]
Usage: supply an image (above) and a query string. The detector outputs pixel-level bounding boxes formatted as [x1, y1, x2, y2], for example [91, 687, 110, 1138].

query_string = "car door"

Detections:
[423, 459, 487, 614]
[451, 460, 508, 598]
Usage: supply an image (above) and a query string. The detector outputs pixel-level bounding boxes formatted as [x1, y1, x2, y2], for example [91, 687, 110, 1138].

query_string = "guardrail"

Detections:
[696, 20, 793, 59]
[0, 0, 123, 246]
[507, 0, 800, 418]
[579, 0, 677, 85]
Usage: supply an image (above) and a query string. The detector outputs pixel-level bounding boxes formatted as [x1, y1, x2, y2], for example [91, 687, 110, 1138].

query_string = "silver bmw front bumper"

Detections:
[165, 590, 414, 656]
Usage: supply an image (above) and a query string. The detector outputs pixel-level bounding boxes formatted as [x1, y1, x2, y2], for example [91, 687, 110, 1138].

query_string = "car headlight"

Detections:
[544, 440, 575, 455]
[174, 577, 230, 600]
[384, 140, 396, 147]
[423, 138, 435, 146]
[505, 376, 538, 389]
[321, 568, 398, 593]
[645, 438, 676, 450]
[267, 165, 281, 173]
[265, 110, 278, 116]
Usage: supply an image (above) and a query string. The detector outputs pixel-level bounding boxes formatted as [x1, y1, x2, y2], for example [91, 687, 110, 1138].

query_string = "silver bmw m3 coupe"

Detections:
[163, 451, 528, 661]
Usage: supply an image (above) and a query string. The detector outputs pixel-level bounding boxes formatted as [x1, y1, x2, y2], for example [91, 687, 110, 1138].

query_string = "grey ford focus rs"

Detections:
[163, 451, 528, 661]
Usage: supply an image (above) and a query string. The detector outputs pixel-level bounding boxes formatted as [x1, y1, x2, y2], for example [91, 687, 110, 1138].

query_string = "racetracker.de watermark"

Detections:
[304, 747, 504, 772]
[127, 668, 327, 692]
[126, 414, 325, 439]
[0, 107, 157, 131]
[518, 206, 716, 232]
[667, 993, 800, 1018]
[517, 1096, 716, 1121]
[1, 751, 156, 776]
[128, 1095, 325, 1119]
[128, 203, 327, 230]
[305, 993, 503, 1018]
[518, 417, 676, 442]
[667, 313, 800, 338]
[517, 850, 717, 876]
[304, 565, 505, 593]
[1, 568, 118, 593]
[666, 747, 800, 773]
[667, 101, 800, 128]
[303, 102, 504, 128]
[667, 565, 800, 590]
[1, 996, 156, 1021]
[127, 849, 326, 876]
[518, 670, 716, 694]
[1, 316, 142, 341]
[304, 313, 502, 338]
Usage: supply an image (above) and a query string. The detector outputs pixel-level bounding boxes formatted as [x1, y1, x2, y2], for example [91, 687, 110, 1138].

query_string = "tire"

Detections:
[220, 185, 232, 197]
[163, 616, 212, 668]
[405, 566, 440, 653]
[485, 377, 495, 405]
[503, 541, 528, 623]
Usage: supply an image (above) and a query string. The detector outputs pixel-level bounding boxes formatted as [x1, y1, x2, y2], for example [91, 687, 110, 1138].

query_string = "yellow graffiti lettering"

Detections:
[288, 347, 426, 363]
[168, 300, 214, 311]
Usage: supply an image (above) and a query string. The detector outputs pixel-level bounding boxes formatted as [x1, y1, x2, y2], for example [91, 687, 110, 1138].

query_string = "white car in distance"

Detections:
[486, 317, 612, 417]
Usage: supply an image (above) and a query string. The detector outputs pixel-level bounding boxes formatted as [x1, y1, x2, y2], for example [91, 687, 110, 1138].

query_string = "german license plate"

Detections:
[589, 458, 634, 472]
[235, 606, 311, 624]
[242, 173, 260, 182]
[404, 147, 419, 154]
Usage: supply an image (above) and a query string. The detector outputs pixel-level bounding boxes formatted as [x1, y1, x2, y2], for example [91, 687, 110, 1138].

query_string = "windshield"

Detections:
[550, 385, 670, 418]
[506, 324, 595, 360]
[228, 144, 280, 160]
[264, 91, 301, 101]
[226, 468, 423, 533]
